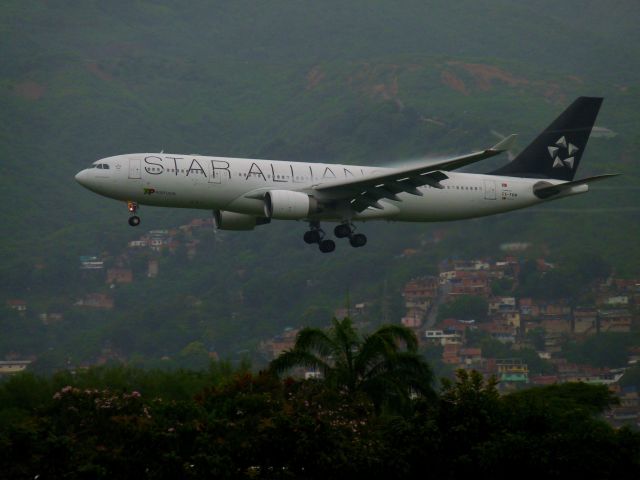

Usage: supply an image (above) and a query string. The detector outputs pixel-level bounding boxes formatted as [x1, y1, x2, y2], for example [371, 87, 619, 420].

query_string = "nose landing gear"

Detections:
[127, 201, 141, 226]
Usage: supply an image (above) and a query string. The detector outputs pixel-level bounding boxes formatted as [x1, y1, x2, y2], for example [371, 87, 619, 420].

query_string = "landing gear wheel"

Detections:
[334, 223, 352, 238]
[349, 233, 367, 248]
[319, 239, 336, 253]
[304, 230, 321, 244]
[128, 215, 141, 227]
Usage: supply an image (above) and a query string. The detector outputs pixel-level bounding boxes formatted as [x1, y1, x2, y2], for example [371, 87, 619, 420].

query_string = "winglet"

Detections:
[489, 134, 517, 153]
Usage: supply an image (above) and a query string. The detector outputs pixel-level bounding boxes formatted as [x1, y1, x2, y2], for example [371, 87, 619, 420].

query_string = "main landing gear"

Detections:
[127, 201, 141, 226]
[303, 222, 367, 253]
[304, 221, 335, 253]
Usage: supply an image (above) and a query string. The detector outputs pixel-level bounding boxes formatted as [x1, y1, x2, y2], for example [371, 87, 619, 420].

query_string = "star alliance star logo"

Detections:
[548, 136, 578, 169]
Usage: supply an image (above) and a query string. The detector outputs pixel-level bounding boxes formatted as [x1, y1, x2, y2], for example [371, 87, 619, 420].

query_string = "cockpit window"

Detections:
[97, 164, 103, 169]
[103, 164, 110, 169]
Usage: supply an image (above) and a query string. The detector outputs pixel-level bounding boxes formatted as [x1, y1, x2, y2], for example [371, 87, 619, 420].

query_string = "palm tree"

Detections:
[269, 318, 434, 412]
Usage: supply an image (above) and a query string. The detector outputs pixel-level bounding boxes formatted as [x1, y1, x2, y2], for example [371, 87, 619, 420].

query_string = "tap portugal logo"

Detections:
[549, 136, 579, 169]
[143, 188, 156, 195]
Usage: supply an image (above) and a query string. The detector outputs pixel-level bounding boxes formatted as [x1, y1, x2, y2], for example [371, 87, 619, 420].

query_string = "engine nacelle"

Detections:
[212, 210, 270, 231]
[264, 190, 318, 220]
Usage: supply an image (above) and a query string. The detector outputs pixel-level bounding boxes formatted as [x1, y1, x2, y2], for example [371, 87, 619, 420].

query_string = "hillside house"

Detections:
[478, 322, 516, 343]
[259, 327, 300, 359]
[403, 276, 438, 308]
[442, 271, 491, 298]
[401, 310, 424, 328]
[424, 330, 462, 346]
[598, 309, 632, 333]
[495, 358, 529, 387]
[442, 343, 461, 365]
[573, 307, 597, 335]
[488, 297, 517, 315]
[459, 347, 482, 368]
[519, 298, 539, 319]
[106, 268, 133, 284]
[75, 293, 114, 309]
[79, 255, 104, 270]
[0, 360, 31, 375]
[6, 299, 27, 312]
[148, 259, 159, 278]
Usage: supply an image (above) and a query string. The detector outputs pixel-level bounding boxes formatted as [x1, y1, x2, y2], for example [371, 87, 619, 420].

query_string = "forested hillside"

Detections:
[1, 1, 639, 364]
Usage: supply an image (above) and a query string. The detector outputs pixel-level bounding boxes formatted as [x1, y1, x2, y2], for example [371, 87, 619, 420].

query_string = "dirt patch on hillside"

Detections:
[440, 70, 469, 95]
[347, 63, 403, 102]
[448, 61, 529, 91]
[86, 62, 114, 82]
[14, 81, 46, 100]
[306, 66, 325, 90]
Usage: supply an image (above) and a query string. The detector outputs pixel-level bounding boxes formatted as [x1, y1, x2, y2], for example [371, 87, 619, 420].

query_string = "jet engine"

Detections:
[213, 210, 270, 230]
[263, 190, 319, 220]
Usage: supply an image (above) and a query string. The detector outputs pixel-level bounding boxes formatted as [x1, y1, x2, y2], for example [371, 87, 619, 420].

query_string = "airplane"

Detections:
[75, 97, 617, 253]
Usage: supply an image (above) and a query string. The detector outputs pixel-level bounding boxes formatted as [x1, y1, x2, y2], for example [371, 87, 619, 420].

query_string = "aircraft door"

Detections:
[129, 159, 141, 179]
[209, 159, 231, 184]
[483, 179, 496, 200]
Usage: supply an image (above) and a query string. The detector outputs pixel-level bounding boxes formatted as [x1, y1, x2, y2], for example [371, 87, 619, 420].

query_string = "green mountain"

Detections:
[1, 1, 639, 365]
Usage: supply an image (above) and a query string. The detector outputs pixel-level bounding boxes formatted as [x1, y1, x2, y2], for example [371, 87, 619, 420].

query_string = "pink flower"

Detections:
[131, 391, 141, 398]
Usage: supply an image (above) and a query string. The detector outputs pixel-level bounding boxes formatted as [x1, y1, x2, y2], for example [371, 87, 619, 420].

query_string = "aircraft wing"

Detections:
[312, 134, 516, 211]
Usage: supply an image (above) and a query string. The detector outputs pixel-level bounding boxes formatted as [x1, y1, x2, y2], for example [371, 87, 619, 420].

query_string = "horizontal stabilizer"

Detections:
[533, 174, 619, 199]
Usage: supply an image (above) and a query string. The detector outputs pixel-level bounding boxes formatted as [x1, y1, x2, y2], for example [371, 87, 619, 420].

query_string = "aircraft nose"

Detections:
[75, 169, 87, 185]
[75, 169, 94, 188]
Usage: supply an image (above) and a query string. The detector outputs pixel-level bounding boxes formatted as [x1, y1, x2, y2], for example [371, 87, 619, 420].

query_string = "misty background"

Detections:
[1, 0, 639, 367]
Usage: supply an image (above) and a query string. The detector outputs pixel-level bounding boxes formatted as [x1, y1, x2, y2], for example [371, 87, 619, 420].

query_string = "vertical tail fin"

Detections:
[489, 97, 603, 180]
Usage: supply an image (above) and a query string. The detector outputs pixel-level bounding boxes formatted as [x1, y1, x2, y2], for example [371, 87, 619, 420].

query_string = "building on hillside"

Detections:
[128, 239, 149, 249]
[148, 259, 159, 278]
[442, 343, 461, 365]
[478, 322, 516, 343]
[424, 330, 462, 346]
[598, 309, 632, 333]
[500, 242, 531, 253]
[534, 318, 571, 354]
[538, 300, 571, 320]
[259, 327, 300, 360]
[495, 358, 529, 388]
[459, 348, 483, 368]
[403, 277, 439, 308]
[573, 307, 598, 335]
[6, 299, 27, 312]
[441, 271, 491, 298]
[79, 256, 104, 270]
[401, 309, 424, 328]
[75, 293, 114, 309]
[488, 297, 517, 316]
[38, 312, 64, 325]
[106, 268, 133, 284]
[0, 360, 31, 375]
[518, 298, 539, 319]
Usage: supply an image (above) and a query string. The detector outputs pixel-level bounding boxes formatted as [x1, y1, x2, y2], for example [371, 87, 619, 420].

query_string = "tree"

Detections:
[269, 318, 434, 412]
[437, 295, 488, 322]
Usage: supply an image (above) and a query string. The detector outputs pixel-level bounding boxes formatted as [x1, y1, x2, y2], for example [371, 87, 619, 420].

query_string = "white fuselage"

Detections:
[75, 153, 587, 222]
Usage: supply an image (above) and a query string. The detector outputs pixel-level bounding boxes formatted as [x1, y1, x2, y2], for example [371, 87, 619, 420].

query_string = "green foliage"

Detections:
[517, 254, 612, 301]
[1, 365, 640, 478]
[269, 318, 435, 413]
[563, 332, 640, 368]
[619, 365, 640, 389]
[437, 295, 488, 322]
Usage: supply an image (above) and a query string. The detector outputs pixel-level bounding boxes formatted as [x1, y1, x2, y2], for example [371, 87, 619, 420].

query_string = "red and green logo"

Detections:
[143, 188, 156, 195]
